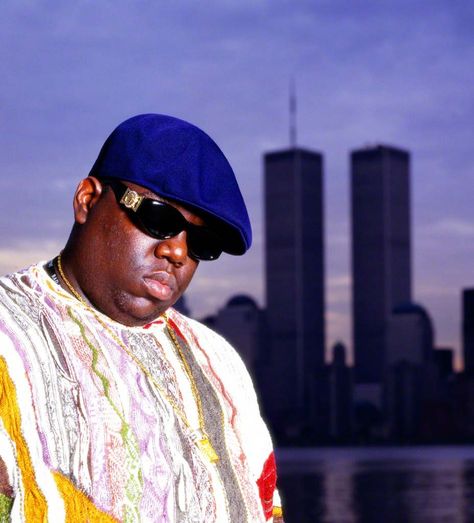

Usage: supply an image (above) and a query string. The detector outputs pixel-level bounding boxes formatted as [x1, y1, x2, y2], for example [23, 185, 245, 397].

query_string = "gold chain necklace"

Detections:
[56, 253, 219, 463]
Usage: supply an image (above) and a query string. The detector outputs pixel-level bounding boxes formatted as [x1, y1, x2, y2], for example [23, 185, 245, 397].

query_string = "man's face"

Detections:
[76, 179, 200, 326]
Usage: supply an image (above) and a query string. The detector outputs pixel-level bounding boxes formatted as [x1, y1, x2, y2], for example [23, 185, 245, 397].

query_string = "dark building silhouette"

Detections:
[458, 289, 474, 439]
[206, 295, 263, 379]
[351, 145, 412, 385]
[263, 147, 325, 440]
[329, 342, 353, 441]
[463, 289, 474, 375]
[387, 303, 434, 366]
[433, 347, 454, 379]
[386, 303, 434, 441]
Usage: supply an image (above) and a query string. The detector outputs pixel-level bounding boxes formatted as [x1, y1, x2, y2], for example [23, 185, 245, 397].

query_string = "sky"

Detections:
[1, 0, 473, 366]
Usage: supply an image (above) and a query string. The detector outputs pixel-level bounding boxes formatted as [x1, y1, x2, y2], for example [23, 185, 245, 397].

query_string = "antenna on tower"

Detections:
[289, 77, 297, 148]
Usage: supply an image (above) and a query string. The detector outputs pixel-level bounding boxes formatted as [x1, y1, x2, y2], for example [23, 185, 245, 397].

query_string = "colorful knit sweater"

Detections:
[0, 263, 281, 522]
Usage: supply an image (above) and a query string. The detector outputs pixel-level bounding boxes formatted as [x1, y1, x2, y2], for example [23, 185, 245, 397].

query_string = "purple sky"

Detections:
[1, 1, 473, 366]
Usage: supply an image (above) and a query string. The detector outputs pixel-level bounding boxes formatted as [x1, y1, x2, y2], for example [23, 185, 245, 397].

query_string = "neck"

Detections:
[56, 251, 94, 308]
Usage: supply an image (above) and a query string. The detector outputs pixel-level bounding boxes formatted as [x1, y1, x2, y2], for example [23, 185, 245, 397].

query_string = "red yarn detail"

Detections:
[256, 452, 277, 520]
[166, 318, 186, 339]
[143, 319, 164, 329]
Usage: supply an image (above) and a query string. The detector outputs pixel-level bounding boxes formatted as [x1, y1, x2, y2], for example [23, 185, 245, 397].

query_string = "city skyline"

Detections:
[1, 1, 473, 367]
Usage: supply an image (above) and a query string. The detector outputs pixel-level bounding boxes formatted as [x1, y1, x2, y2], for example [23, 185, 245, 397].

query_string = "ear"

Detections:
[73, 176, 104, 224]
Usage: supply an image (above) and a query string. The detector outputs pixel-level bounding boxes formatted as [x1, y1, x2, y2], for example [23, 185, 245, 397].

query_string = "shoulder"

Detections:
[0, 262, 46, 301]
[0, 262, 62, 375]
[180, 314, 229, 347]
[0, 263, 47, 325]
[167, 309, 276, 477]
[169, 309, 245, 366]
[168, 308, 258, 396]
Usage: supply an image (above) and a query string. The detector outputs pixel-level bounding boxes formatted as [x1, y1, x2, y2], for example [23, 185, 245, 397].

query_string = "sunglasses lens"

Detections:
[109, 180, 223, 261]
[187, 225, 222, 261]
[137, 200, 186, 239]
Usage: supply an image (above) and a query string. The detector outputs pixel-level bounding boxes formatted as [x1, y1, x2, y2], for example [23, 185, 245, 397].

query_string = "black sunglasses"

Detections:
[99, 178, 222, 261]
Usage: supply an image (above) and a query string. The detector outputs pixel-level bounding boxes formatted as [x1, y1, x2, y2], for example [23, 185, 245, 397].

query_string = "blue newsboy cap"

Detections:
[88, 113, 252, 255]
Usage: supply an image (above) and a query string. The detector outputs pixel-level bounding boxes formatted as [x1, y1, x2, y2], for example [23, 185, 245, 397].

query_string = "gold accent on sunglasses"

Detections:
[120, 188, 144, 212]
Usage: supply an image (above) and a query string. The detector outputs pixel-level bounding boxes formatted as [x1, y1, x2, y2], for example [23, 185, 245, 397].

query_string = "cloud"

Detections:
[423, 219, 474, 237]
[328, 275, 351, 287]
[0, 241, 63, 276]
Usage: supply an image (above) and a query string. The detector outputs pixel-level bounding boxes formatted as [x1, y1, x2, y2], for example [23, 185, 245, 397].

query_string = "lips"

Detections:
[143, 271, 175, 301]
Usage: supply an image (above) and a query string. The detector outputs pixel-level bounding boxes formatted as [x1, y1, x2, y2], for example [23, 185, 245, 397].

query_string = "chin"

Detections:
[112, 291, 174, 326]
[127, 304, 170, 325]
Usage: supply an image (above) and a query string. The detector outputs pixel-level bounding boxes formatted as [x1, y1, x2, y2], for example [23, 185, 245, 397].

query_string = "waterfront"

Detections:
[276, 446, 474, 523]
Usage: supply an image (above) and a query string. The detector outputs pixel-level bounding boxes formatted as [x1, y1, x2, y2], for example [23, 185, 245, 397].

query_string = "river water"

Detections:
[276, 446, 474, 523]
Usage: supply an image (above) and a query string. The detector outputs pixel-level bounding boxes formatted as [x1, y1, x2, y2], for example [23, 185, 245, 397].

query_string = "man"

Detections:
[0, 114, 283, 522]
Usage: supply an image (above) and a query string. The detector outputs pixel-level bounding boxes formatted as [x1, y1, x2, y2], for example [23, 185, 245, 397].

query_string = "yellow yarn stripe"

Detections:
[53, 472, 118, 522]
[273, 505, 283, 517]
[0, 356, 119, 522]
[0, 356, 48, 520]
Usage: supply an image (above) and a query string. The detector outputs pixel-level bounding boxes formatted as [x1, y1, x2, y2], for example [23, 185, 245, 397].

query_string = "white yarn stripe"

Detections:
[1, 312, 69, 473]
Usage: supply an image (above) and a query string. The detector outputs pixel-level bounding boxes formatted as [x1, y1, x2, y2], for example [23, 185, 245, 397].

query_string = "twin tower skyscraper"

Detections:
[262, 143, 411, 439]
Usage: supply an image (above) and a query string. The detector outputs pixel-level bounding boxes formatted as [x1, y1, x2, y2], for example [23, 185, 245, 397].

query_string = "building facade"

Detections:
[385, 303, 434, 440]
[351, 145, 412, 385]
[463, 289, 474, 376]
[263, 148, 325, 439]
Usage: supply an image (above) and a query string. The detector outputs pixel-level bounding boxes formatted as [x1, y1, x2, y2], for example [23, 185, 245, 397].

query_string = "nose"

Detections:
[154, 231, 188, 266]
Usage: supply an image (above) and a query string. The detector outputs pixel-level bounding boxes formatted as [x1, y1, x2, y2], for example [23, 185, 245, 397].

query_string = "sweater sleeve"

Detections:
[175, 313, 283, 521]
